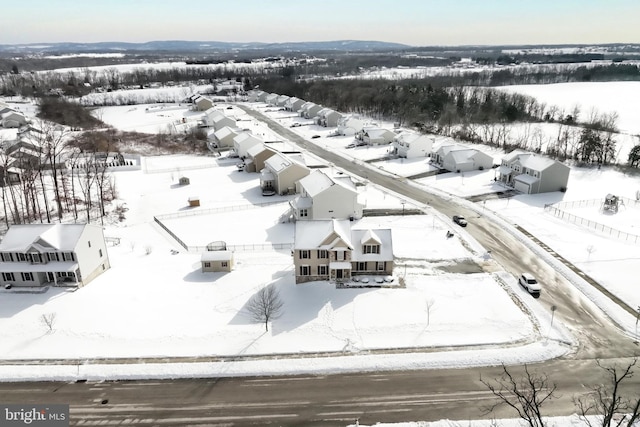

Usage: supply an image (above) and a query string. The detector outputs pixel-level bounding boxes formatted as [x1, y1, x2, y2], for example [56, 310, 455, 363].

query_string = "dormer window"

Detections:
[363, 244, 380, 254]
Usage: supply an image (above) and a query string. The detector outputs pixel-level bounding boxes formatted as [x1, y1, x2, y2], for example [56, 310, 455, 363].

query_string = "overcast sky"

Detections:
[3, 0, 639, 46]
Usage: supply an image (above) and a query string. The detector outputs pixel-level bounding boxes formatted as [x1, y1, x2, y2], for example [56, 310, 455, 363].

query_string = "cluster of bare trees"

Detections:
[483, 360, 640, 427]
[1, 123, 119, 229]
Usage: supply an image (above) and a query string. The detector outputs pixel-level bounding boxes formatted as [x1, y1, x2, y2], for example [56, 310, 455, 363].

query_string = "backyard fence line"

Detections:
[143, 162, 220, 174]
[153, 199, 293, 252]
[552, 195, 638, 211]
[543, 203, 640, 244]
[155, 200, 290, 220]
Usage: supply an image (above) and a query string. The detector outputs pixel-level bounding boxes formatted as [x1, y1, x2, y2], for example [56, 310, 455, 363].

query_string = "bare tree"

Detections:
[481, 363, 557, 427]
[41, 312, 57, 333]
[575, 359, 640, 427]
[247, 285, 284, 332]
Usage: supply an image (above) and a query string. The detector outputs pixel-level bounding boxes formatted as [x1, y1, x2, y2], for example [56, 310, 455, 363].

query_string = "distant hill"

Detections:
[0, 40, 411, 54]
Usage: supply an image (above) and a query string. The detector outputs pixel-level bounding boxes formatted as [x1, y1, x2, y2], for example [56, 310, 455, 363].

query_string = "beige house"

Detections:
[1, 111, 27, 128]
[247, 90, 266, 102]
[194, 96, 214, 111]
[290, 170, 363, 221]
[260, 153, 310, 195]
[276, 94, 290, 107]
[293, 220, 394, 284]
[211, 114, 236, 131]
[244, 144, 277, 173]
[201, 250, 234, 273]
[265, 93, 279, 106]
[0, 224, 110, 288]
[497, 150, 570, 194]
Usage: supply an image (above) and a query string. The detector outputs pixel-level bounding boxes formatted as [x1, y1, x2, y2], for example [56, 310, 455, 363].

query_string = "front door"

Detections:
[336, 269, 343, 279]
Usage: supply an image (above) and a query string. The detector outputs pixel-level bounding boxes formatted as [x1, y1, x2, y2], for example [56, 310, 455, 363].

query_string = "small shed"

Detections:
[179, 176, 190, 185]
[201, 250, 234, 272]
[188, 196, 200, 207]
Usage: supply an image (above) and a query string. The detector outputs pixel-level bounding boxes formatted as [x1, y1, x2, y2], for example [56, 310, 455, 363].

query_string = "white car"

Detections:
[518, 273, 542, 295]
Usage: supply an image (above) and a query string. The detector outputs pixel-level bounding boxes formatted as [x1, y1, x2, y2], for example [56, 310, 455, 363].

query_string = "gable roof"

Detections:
[294, 219, 353, 250]
[298, 170, 334, 197]
[0, 224, 93, 252]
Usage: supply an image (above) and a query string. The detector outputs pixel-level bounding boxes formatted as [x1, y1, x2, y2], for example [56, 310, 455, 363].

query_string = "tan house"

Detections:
[290, 170, 363, 221]
[284, 97, 305, 112]
[0, 223, 111, 288]
[260, 153, 310, 195]
[315, 109, 343, 127]
[244, 144, 277, 173]
[211, 126, 244, 149]
[293, 220, 393, 284]
[194, 96, 214, 111]
[201, 250, 234, 273]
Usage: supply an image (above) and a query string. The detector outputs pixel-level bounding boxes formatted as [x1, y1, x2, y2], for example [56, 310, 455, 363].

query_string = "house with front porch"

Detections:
[0, 223, 110, 288]
[432, 143, 494, 172]
[260, 153, 310, 195]
[290, 170, 363, 221]
[392, 132, 434, 158]
[497, 150, 570, 194]
[293, 219, 393, 284]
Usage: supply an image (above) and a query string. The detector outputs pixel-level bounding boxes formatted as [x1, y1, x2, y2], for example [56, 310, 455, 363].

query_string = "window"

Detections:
[99, 249, 103, 257]
[21, 272, 34, 281]
[17, 253, 26, 262]
[299, 208, 308, 217]
[363, 244, 380, 254]
[204, 262, 211, 268]
[357, 262, 367, 271]
[2, 272, 15, 281]
[299, 250, 311, 259]
[48, 252, 59, 262]
[63, 252, 75, 261]
[221, 261, 228, 267]
[317, 250, 328, 259]
[300, 265, 310, 276]
[29, 253, 43, 263]
[336, 251, 345, 261]
[318, 265, 328, 275]
[377, 262, 385, 271]
[1, 253, 13, 262]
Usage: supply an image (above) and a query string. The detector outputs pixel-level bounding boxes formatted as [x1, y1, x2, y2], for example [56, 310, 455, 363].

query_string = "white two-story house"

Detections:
[0, 224, 110, 288]
[392, 132, 434, 158]
[290, 170, 363, 221]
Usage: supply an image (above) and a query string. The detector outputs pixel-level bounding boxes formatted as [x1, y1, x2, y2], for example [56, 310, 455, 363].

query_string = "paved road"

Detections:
[1, 359, 639, 426]
[2, 106, 639, 426]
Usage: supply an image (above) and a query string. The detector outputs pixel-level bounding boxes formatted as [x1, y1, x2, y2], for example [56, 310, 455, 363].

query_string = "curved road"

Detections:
[1, 106, 638, 426]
